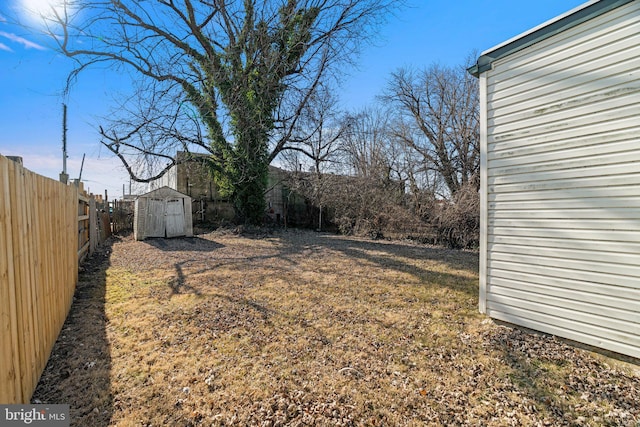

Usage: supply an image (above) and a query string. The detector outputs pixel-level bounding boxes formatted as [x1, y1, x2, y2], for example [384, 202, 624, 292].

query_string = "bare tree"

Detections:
[40, 0, 403, 223]
[386, 116, 442, 197]
[381, 62, 480, 247]
[341, 106, 394, 180]
[97, 79, 216, 182]
[383, 63, 479, 197]
[284, 84, 346, 175]
[303, 106, 407, 236]
[281, 84, 347, 229]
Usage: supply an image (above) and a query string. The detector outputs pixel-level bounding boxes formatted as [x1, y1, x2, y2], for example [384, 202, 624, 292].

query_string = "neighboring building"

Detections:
[134, 186, 193, 240]
[265, 165, 288, 224]
[469, 0, 639, 359]
[147, 152, 289, 223]
[148, 152, 234, 222]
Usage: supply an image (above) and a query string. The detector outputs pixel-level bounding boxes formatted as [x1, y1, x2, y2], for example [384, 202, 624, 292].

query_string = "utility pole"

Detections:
[78, 153, 86, 181]
[59, 104, 69, 184]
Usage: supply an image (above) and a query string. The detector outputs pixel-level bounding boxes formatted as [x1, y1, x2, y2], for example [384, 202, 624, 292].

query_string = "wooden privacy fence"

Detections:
[110, 198, 134, 234]
[76, 184, 113, 264]
[0, 155, 126, 404]
[0, 155, 78, 403]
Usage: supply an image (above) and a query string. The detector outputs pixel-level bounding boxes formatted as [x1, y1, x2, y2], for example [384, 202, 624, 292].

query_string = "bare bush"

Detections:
[431, 183, 480, 249]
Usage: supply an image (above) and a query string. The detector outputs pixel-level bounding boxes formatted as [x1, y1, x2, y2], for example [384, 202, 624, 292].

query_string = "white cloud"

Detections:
[0, 30, 46, 50]
[1, 150, 132, 199]
[0, 42, 12, 52]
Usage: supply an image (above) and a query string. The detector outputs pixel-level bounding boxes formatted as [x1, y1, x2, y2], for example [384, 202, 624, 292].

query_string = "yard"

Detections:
[33, 229, 639, 426]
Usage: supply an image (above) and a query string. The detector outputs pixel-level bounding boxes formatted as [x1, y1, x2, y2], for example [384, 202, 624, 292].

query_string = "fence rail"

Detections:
[0, 155, 126, 403]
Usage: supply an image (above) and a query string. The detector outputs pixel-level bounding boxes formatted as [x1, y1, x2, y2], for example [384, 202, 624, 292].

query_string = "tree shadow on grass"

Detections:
[144, 236, 225, 252]
[169, 261, 203, 296]
[162, 230, 479, 301]
[315, 234, 479, 297]
[32, 237, 116, 427]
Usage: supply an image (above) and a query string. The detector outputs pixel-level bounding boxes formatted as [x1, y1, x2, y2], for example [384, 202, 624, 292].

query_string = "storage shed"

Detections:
[134, 186, 193, 241]
[469, 0, 640, 359]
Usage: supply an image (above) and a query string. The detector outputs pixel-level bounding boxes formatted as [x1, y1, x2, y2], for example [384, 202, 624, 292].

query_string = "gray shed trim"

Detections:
[468, 0, 634, 77]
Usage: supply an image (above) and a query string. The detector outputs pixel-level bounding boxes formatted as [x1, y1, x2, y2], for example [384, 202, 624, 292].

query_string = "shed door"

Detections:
[146, 198, 166, 238]
[165, 198, 185, 238]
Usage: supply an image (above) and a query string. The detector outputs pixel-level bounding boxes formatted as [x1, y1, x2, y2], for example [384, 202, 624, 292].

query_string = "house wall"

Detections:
[265, 166, 287, 223]
[146, 153, 235, 222]
[176, 156, 235, 222]
[146, 154, 292, 223]
[174, 153, 218, 199]
[148, 166, 177, 192]
[480, 1, 640, 358]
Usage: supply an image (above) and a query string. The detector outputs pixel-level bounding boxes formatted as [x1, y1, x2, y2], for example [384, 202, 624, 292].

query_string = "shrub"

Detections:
[432, 184, 479, 249]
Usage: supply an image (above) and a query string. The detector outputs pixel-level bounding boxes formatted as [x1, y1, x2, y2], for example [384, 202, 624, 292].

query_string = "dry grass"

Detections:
[33, 229, 639, 426]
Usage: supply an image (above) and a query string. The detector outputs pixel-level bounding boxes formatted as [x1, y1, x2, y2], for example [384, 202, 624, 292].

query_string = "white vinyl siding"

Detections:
[482, 1, 640, 359]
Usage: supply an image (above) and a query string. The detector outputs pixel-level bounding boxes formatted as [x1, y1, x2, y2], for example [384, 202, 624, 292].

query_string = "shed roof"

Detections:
[137, 186, 190, 199]
[468, 0, 634, 77]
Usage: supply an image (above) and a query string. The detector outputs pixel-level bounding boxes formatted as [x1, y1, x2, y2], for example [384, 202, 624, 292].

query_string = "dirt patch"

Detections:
[33, 229, 639, 426]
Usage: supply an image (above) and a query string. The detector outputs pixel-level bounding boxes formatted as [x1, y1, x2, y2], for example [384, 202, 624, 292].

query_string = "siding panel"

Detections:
[489, 234, 640, 253]
[489, 277, 640, 312]
[487, 6, 640, 97]
[489, 184, 640, 202]
[490, 117, 639, 152]
[482, 0, 640, 359]
[488, 267, 640, 301]
[488, 292, 638, 335]
[490, 227, 640, 243]
[488, 306, 640, 357]
[489, 242, 640, 265]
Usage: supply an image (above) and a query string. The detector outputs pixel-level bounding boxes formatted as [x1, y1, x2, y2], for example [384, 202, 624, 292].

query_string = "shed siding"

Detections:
[483, 1, 640, 358]
[133, 198, 147, 241]
[134, 186, 193, 240]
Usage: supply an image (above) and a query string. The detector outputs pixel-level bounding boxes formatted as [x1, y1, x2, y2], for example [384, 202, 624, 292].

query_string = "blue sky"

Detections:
[0, 0, 587, 199]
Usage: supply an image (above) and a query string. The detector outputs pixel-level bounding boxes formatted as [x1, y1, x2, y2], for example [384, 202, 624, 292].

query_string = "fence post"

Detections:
[77, 187, 90, 264]
[89, 195, 97, 256]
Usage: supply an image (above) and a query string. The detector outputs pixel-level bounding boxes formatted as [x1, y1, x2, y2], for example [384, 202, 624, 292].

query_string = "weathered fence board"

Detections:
[111, 198, 134, 234]
[0, 157, 20, 404]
